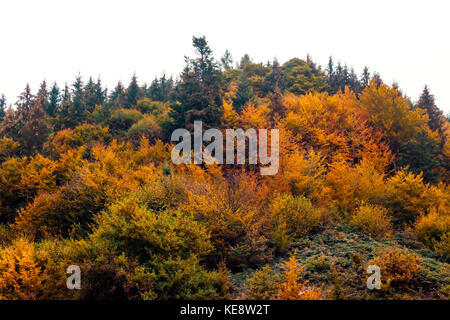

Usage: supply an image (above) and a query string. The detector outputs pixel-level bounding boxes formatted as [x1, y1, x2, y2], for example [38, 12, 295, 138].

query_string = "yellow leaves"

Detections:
[321, 160, 386, 214]
[182, 174, 269, 258]
[368, 247, 423, 288]
[18, 154, 58, 198]
[383, 169, 446, 224]
[238, 103, 270, 129]
[277, 150, 326, 198]
[0, 137, 19, 161]
[350, 204, 392, 239]
[0, 239, 47, 300]
[415, 208, 450, 252]
[359, 81, 429, 149]
[222, 99, 239, 128]
[282, 90, 391, 165]
[270, 195, 321, 249]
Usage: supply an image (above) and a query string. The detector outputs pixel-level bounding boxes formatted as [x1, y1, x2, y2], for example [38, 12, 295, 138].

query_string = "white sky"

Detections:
[1, 0, 449, 112]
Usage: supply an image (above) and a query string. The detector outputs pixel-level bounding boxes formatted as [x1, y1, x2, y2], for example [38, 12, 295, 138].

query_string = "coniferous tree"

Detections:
[233, 74, 253, 112]
[239, 54, 252, 69]
[263, 59, 283, 94]
[169, 36, 223, 131]
[110, 81, 126, 107]
[16, 83, 35, 115]
[56, 83, 72, 129]
[125, 74, 141, 108]
[47, 82, 60, 117]
[35, 80, 49, 115]
[148, 74, 174, 102]
[20, 98, 50, 155]
[269, 85, 285, 120]
[1, 84, 49, 155]
[371, 72, 383, 87]
[0, 94, 6, 122]
[326, 56, 334, 78]
[361, 66, 370, 88]
[417, 86, 444, 134]
[348, 68, 361, 93]
[397, 130, 443, 183]
[84, 77, 97, 112]
[94, 78, 106, 106]
[221, 49, 233, 71]
[71, 75, 87, 126]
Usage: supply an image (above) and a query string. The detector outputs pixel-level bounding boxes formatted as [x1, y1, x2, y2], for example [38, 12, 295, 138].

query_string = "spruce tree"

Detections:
[233, 74, 253, 112]
[0, 94, 6, 122]
[361, 66, 370, 88]
[94, 78, 106, 106]
[35, 80, 49, 115]
[110, 81, 126, 107]
[397, 130, 443, 183]
[84, 77, 97, 112]
[239, 54, 252, 69]
[169, 36, 223, 131]
[125, 74, 141, 108]
[48, 82, 60, 117]
[71, 75, 86, 126]
[221, 49, 233, 71]
[16, 83, 35, 115]
[417, 85, 444, 134]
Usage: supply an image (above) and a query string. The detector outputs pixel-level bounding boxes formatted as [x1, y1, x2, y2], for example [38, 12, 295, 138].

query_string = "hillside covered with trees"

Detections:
[0, 36, 449, 300]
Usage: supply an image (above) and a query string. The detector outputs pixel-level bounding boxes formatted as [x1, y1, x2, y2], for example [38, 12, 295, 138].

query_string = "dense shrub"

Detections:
[108, 109, 144, 134]
[368, 247, 423, 288]
[415, 209, 450, 254]
[127, 116, 162, 146]
[350, 204, 392, 239]
[271, 195, 320, 252]
[244, 265, 278, 300]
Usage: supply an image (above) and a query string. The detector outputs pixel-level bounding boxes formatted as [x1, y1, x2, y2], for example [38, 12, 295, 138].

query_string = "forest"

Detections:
[0, 36, 449, 300]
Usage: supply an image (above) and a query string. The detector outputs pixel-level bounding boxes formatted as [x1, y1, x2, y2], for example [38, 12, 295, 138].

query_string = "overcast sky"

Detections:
[1, 0, 449, 112]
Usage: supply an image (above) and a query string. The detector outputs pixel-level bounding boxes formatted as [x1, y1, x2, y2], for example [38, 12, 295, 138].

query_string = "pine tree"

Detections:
[239, 54, 252, 69]
[263, 59, 283, 94]
[71, 75, 86, 126]
[84, 77, 97, 112]
[20, 98, 50, 154]
[269, 85, 285, 120]
[221, 49, 233, 71]
[94, 78, 106, 106]
[125, 74, 141, 108]
[47, 82, 60, 117]
[110, 81, 126, 107]
[361, 66, 370, 88]
[326, 56, 334, 78]
[397, 130, 443, 183]
[169, 36, 223, 131]
[348, 68, 361, 93]
[16, 83, 35, 115]
[1, 84, 49, 155]
[148, 74, 174, 102]
[417, 85, 444, 134]
[35, 80, 49, 115]
[0, 94, 6, 122]
[371, 72, 383, 87]
[56, 83, 72, 129]
[233, 74, 253, 112]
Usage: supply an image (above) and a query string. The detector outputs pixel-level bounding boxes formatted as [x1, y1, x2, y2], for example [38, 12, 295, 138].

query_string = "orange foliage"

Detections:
[276, 251, 321, 300]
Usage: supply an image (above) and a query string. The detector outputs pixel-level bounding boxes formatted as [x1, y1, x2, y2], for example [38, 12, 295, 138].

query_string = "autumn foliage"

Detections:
[0, 36, 449, 300]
